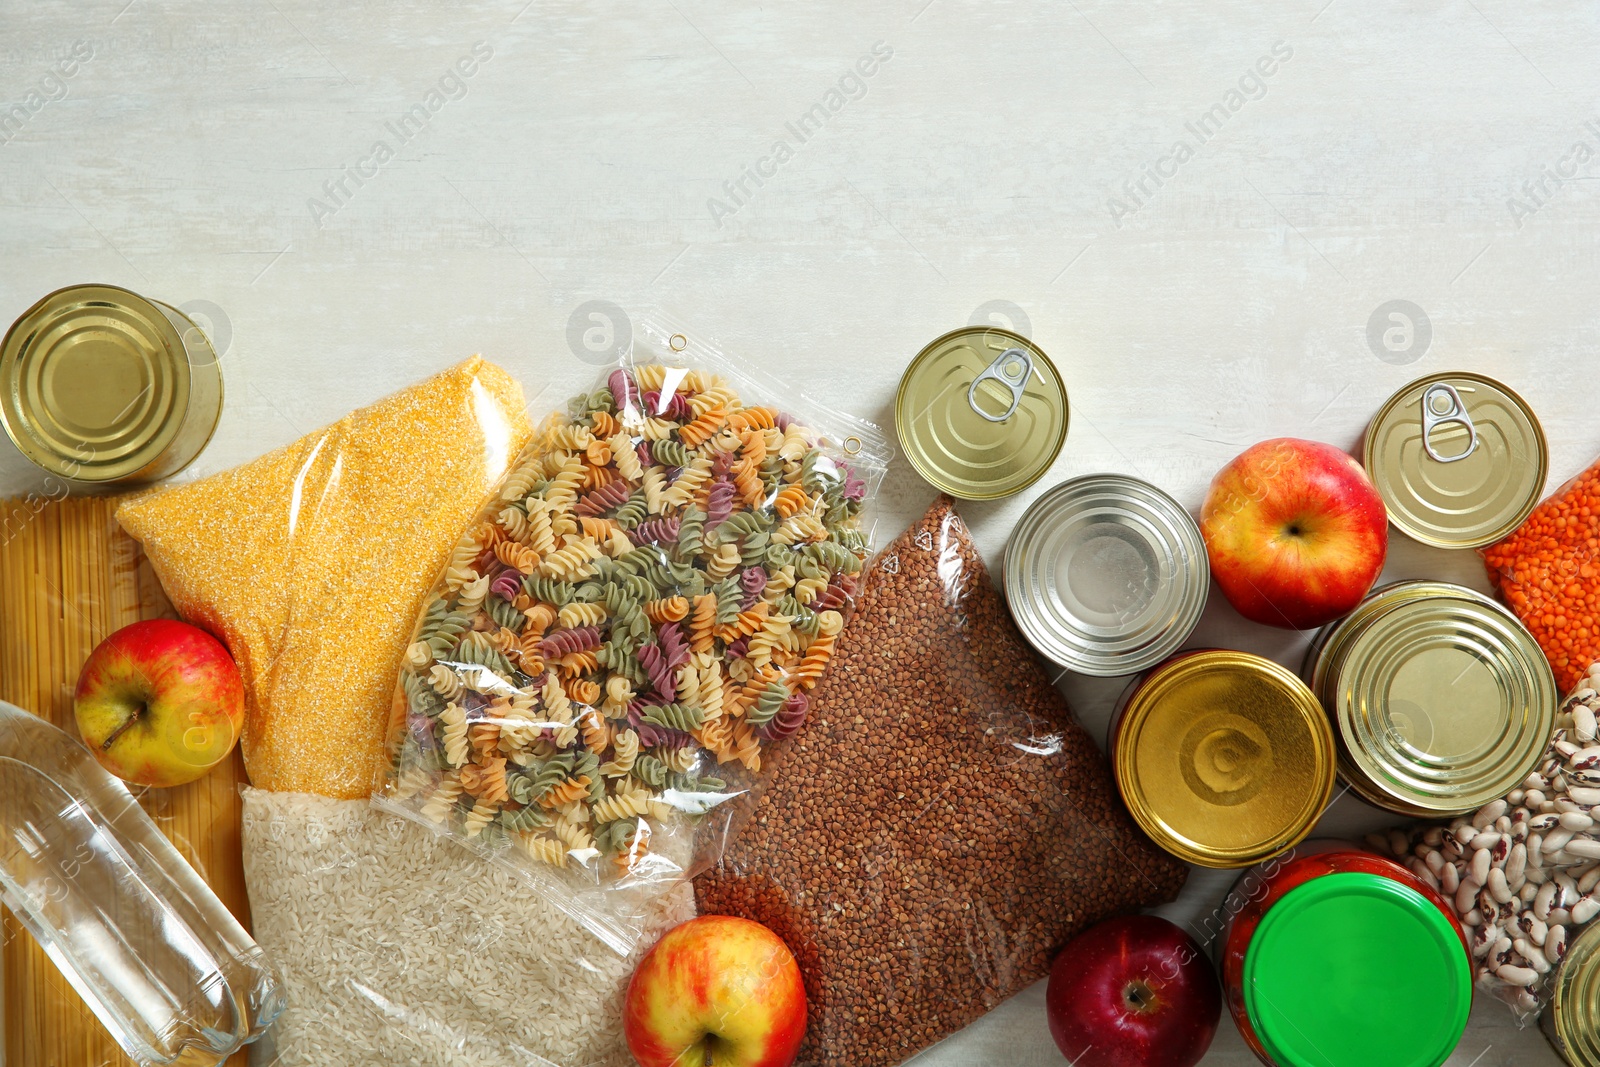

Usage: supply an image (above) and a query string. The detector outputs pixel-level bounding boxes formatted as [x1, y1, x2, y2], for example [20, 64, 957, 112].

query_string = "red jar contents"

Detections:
[1221, 846, 1472, 1067]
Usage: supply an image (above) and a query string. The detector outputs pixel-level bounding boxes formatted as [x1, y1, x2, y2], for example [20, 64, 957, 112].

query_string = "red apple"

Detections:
[73, 619, 245, 788]
[624, 915, 806, 1067]
[1199, 437, 1387, 629]
[1046, 915, 1220, 1067]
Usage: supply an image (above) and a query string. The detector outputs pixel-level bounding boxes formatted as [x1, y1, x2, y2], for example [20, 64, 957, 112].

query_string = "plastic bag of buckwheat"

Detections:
[1371, 660, 1600, 1024]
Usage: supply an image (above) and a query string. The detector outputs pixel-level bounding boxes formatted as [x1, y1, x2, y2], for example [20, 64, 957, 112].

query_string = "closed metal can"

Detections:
[1304, 580, 1556, 817]
[1005, 473, 1208, 676]
[1, 284, 222, 486]
[1109, 650, 1336, 868]
[895, 326, 1067, 499]
[1220, 844, 1472, 1067]
[1546, 920, 1600, 1066]
[1364, 371, 1546, 548]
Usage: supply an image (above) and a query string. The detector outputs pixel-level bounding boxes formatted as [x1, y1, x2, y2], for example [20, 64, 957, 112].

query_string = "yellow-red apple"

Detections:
[624, 915, 806, 1067]
[1200, 438, 1387, 630]
[73, 619, 244, 788]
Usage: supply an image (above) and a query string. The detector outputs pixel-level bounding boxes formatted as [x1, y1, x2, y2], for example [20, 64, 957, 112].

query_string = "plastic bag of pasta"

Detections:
[374, 313, 890, 954]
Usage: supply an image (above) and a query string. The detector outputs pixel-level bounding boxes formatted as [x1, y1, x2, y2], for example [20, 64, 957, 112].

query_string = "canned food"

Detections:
[1304, 580, 1556, 817]
[1, 284, 222, 486]
[1110, 650, 1335, 868]
[1364, 371, 1546, 549]
[1546, 920, 1600, 1066]
[1220, 843, 1472, 1067]
[895, 326, 1067, 499]
[1005, 474, 1207, 676]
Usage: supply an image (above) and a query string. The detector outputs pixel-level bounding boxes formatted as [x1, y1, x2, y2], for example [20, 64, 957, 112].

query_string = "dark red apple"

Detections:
[1046, 915, 1220, 1067]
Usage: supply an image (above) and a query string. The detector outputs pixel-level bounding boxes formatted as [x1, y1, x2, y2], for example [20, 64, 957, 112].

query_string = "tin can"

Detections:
[1, 284, 222, 486]
[1304, 580, 1556, 817]
[1220, 843, 1472, 1067]
[1545, 920, 1600, 1066]
[895, 326, 1067, 499]
[1364, 372, 1546, 549]
[1109, 650, 1335, 868]
[1005, 473, 1208, 676]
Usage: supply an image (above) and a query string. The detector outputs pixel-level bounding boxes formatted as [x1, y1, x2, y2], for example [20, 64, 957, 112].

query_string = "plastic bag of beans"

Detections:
[1483, 462, 1600, 693]
[694, 495, 1189, 1067]
[375, 314, 892, 955]
[1371, 661, 1600, 1024]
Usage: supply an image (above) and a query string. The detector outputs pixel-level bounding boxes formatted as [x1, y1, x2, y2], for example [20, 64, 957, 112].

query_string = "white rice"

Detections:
[241, 788, 695, 1067]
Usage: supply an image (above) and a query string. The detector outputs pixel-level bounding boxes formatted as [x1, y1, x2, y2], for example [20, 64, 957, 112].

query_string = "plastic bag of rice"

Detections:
[241, 787, 694, 1067]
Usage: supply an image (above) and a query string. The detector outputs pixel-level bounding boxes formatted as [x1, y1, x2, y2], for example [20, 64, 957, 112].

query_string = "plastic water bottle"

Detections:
[0, 701, 283, 1066]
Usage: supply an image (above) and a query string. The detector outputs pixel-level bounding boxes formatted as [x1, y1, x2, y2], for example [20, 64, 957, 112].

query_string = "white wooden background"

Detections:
[4, 0, 1597, 1063]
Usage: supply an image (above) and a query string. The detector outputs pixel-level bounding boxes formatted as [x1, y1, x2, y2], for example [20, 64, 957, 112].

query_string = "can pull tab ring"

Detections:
[967, 348, 1031, 423]
[1420, 382, 1477, 464]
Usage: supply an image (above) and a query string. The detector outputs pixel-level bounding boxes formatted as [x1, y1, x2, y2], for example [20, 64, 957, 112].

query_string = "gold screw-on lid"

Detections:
[0, 284, 219, 484]
[1114, 650, 1335, 869]
[895, 326, 1068, 500]
[1364, 372, 1546, 548]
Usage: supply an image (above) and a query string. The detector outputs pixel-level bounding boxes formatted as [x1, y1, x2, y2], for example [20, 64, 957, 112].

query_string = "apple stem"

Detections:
[101, 703, 143, 751]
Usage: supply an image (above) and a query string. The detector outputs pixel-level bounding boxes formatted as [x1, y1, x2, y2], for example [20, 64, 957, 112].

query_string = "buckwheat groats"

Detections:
[694, 495, 1188, 1067]
[116, 358, 533, 798]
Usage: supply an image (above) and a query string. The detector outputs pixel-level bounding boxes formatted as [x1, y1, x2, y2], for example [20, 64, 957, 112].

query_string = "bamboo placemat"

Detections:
[0, 494, 251, 1067]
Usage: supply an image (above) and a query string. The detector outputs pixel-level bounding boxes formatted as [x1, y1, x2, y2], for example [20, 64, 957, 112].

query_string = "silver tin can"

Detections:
[1005, 473, 1209, 676]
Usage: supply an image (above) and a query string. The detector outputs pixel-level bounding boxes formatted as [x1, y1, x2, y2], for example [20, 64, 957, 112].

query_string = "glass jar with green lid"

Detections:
[1220, 843, 1472, 1067]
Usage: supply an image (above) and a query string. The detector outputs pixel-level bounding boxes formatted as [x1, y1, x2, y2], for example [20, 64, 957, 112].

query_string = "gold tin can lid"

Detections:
[1303, 581, 1481, 808]
[1303, 580, 1466, 705]
[1114, 650, 1335, 869]
[1315, 581, 1555, 817]
[895, 326, 1068, 500]
[1548, 921, 1600, 1065]
[1364, 372, 1547, 548]
[1, 284, 220, 484]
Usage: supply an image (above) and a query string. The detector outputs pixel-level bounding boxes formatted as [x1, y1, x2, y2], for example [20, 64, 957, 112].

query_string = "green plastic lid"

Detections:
[1243, 872, 1471, 1067]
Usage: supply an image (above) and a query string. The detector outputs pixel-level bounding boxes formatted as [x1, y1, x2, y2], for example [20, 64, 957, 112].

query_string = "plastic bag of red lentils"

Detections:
[1483, 462, 1600, 693]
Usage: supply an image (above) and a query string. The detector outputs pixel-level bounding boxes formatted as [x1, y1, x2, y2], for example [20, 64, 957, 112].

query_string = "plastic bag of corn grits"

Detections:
[116, 357, 534, 800]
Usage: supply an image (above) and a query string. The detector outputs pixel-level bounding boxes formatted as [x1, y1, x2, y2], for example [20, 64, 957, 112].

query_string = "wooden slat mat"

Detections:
[0, 494, 251, 1067]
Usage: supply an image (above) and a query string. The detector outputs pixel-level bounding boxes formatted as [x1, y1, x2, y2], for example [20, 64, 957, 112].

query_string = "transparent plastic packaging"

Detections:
[241, 788, 695, 1067]
[1372, 661, 1600, 1025]
[115, 356, 535, 800]
[0, 702, 283, 1067]
[375, 314, 890, 955]
[693, 495, 1189, 1067]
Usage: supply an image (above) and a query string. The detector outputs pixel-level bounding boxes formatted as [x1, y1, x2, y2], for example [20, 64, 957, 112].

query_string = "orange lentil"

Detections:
[1484, 465, 1600, 691]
